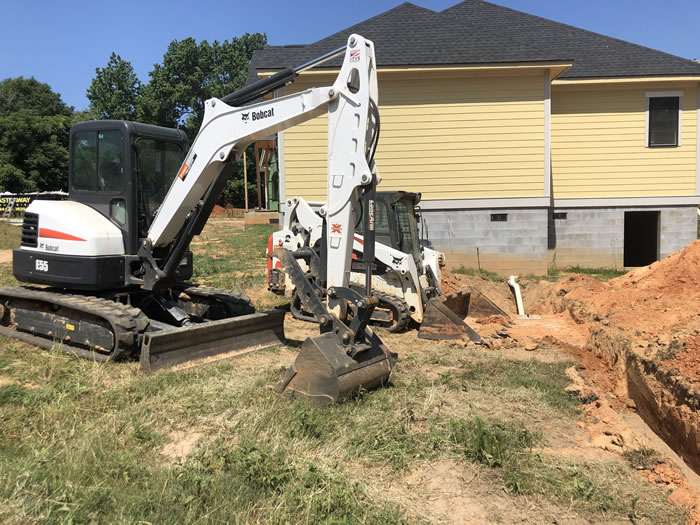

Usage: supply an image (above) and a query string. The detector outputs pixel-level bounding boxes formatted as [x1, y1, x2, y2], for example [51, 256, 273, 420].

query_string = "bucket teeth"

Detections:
[275, 328, 393, 406]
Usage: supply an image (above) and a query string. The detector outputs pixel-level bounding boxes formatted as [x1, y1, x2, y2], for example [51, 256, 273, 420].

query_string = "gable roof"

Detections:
[248, 0, 700, 82]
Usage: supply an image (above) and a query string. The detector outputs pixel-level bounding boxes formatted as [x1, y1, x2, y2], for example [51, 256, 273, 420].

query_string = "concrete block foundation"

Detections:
[419, 205, 698, 276]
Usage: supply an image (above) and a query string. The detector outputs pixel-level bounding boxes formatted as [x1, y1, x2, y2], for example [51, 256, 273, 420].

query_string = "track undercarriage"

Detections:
[0, 285, 285, 371]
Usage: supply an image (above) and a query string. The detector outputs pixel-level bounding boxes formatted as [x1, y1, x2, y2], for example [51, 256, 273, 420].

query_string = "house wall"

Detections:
[551, 83, 698, 198]
[281, 69, 547, 202]
[548, 206, 697, 268]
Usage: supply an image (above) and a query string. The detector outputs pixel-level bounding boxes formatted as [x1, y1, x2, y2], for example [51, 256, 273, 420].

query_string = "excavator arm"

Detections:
[139, 35, 379, 298]
[140, 34, 392, 404]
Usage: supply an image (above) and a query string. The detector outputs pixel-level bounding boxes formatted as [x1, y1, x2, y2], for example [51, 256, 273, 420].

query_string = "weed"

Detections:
[623, 446, 663, 470]
[449, 416, 536, 468]
[230, 440, 292, 492]
[287, 402, 333, 440]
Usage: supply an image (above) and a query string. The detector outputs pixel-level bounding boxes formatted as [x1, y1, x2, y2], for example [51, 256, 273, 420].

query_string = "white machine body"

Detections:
[21, 200, 125, 257]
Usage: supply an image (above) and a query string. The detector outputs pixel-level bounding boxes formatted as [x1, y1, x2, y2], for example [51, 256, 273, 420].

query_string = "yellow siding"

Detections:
[551, 85, 698, 198]
[282, 71, 545, 201]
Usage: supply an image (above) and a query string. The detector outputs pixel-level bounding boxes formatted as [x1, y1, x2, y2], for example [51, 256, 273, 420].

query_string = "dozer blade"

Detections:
[140, 309, 285, 372]
[418, 287, 508, 342]
[275, 328, 393, 406]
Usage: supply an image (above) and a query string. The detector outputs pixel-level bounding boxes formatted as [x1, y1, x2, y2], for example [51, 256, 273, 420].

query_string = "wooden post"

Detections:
[243, 150, 248, 211]
[255, 145, 262, 209]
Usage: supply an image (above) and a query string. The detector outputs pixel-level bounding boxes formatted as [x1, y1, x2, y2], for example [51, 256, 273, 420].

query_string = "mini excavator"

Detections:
[2, 34, 392, 404]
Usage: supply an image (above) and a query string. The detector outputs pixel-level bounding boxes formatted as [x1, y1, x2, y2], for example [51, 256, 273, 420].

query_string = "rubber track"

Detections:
[0, 286, 149, 362]
[372, 290, 410, 333]
[178, 285, 255, 316]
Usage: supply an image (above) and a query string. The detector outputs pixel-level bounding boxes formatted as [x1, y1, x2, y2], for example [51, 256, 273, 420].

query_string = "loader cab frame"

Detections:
[68, 120, 189, 255]
[356, 191, 423, 266]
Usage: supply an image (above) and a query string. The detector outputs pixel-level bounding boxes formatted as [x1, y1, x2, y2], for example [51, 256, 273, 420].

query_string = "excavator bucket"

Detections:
[140, 309, 286, 372]
[418, 287, 508, 342]
[275, 328, 393, 406]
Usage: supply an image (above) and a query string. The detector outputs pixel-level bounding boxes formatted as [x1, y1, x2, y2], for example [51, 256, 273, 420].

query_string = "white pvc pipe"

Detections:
[508, 275, 525, 316]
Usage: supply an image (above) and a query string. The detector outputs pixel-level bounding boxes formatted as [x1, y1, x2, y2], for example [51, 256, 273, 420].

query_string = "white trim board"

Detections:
[418, 195, 700, 210]
[553, 196, 700, 208]
[696, 83, 700, 195]
[544, 70, 551, 198]
[645, 90, 683, 147]
[420, 197, 551, 210]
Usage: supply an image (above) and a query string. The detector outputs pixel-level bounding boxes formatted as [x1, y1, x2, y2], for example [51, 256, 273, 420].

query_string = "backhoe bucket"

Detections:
[140, 309, 285, 372]
[275, 329, 393, 406]
[418, 287, 508, 342]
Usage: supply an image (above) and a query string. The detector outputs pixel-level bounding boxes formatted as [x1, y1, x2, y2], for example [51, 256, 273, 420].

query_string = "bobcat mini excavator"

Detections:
[2, 34, 393, 404]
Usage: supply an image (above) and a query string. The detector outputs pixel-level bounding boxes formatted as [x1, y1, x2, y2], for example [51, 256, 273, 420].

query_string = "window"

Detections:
[646, 93, 681, 147]
[490, 213, 507, 222]
[553, 212, 567, 220]
[354, 200, 392, 247]
[71, 130, 124, 192]
[134, 138, 183, 224]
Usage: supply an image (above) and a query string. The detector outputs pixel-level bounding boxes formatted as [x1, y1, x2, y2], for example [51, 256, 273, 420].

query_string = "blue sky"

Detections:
[1, 0, 698, 111]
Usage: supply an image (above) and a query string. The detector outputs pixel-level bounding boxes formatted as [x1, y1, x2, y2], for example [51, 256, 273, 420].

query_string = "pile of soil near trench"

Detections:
[527, 241, 700, 476]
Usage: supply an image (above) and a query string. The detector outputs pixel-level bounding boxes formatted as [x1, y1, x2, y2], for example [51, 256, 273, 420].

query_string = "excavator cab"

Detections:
[69, 120, 190, 257]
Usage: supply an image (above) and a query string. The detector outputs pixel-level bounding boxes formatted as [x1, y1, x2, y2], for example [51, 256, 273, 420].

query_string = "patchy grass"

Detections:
[0, 218, 686, 524]
[190, 222, 287, 311]
[547, 266, 626, 282]
[0, 222, 20, 250]
[453, 265, 504, 282]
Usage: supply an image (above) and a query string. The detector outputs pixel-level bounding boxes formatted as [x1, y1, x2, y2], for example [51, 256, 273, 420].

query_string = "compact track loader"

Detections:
[267, 194, 508, 342]
[3, 35, 394, 403]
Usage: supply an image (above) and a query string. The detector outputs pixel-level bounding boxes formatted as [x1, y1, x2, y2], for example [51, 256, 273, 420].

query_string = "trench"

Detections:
[587, 327, 700, 476]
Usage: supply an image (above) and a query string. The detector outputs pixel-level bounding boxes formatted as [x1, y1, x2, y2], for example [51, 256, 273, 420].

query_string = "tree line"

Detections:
[0, 33, 267, 207]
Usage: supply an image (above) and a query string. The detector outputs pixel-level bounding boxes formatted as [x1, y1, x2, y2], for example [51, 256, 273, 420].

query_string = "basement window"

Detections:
[490, 213, 507, 222]
[553, 212, 567, 220]
[646, 92, 681, 147]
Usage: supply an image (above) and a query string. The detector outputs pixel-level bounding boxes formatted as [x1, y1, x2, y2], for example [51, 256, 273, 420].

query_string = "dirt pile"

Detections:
[534, 240, 700, 340]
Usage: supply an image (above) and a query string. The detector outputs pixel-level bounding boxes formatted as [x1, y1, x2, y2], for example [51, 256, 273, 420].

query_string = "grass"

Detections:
[0, 218, 687, 524]
[0, 222, 20, 250]
[453, 265, 504, 282]
[546, 265, 627, 282]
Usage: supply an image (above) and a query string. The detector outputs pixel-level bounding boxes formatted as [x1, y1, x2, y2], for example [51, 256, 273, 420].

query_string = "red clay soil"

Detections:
[671, 335, 700, 384]
[537, 240, 700, 339]
[210, 205, 227, 217]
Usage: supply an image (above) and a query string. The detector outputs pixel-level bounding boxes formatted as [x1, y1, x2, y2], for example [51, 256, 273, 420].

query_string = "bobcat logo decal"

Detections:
[241, 112, 250, 123]
[392, 256, 403, 266]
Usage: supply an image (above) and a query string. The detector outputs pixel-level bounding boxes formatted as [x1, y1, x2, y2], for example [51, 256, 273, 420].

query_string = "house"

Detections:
[247, 0, 700, 273]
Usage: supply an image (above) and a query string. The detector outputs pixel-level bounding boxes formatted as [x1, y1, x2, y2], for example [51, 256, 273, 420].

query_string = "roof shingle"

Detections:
[248, 0, 700, 82]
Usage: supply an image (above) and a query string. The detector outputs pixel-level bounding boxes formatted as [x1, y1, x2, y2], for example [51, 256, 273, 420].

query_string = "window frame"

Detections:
[645, 91, 682, 148]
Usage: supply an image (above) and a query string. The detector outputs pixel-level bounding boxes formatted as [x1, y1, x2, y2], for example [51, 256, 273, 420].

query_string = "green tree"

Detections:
[0, 76, 72, 118]
[87, 53, 141, 121]
[140, 33, 267, 137]
[0, 77, 72, 192]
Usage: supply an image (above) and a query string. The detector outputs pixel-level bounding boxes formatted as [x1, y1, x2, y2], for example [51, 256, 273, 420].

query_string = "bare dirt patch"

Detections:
[162, 430, 204, 465]
[0, 250, 12, 264]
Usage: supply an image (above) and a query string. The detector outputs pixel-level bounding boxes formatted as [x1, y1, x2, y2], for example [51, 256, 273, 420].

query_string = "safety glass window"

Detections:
[134, 138, 182, 224]
[71, 130, 124, 192]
